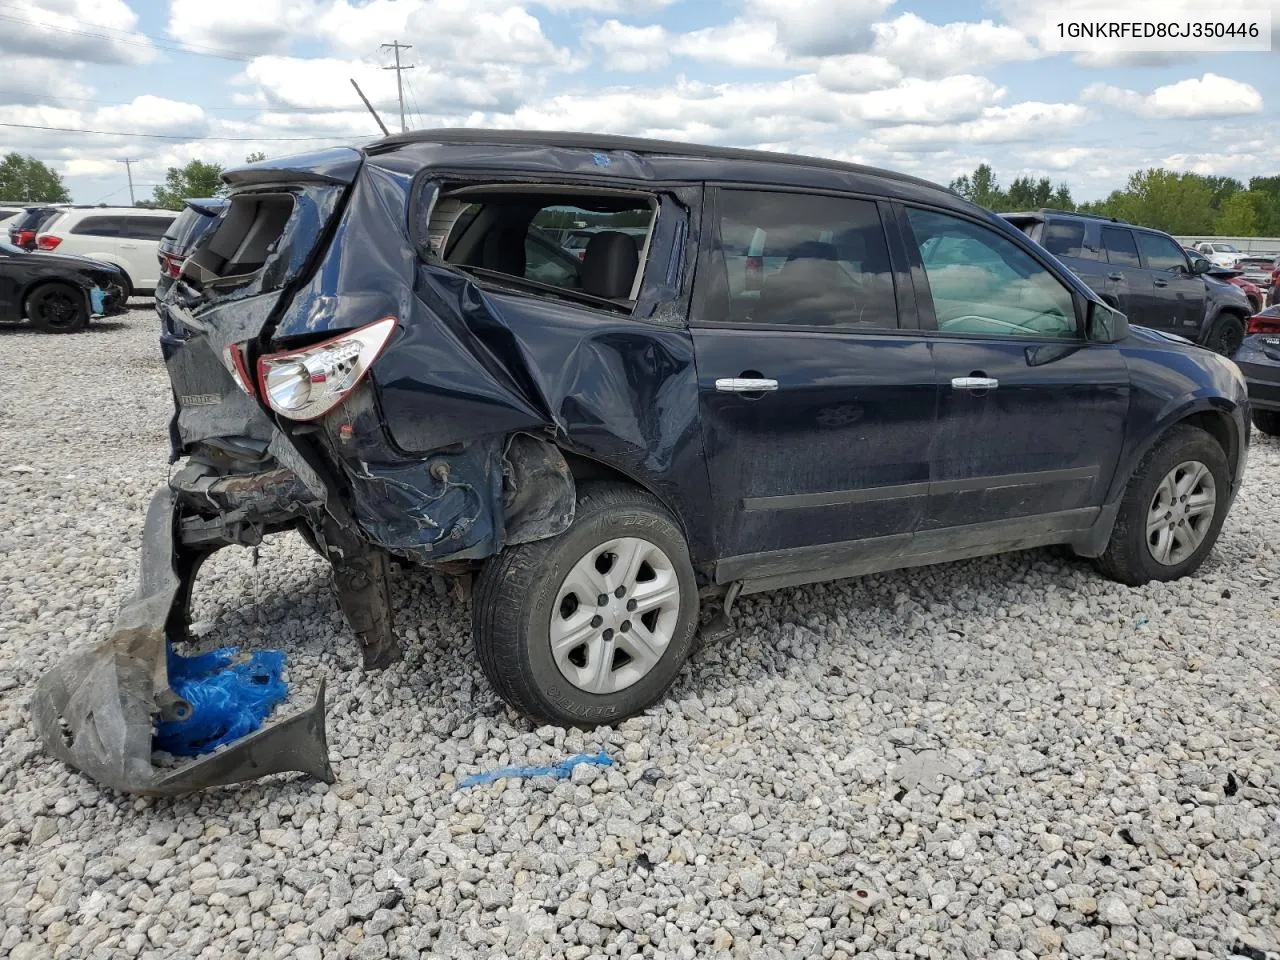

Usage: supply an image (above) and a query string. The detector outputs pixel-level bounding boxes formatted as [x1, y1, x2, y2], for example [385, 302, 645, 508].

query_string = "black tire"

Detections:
[115, 270, 133, 302]
[1095, 425, 1230, 586]
[24, 283, 89, 333]
[1203, 312, 1245, 356]
[473, 482, 699, 727]
[1252, 410, 1280, 437]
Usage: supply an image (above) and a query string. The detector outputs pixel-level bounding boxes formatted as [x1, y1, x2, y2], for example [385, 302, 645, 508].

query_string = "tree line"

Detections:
[949, 163, 1280, 237]
[0, 152, 267, 210]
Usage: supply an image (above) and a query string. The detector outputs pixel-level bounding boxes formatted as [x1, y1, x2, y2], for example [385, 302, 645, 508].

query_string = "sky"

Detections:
[0, 0, 1277, 206]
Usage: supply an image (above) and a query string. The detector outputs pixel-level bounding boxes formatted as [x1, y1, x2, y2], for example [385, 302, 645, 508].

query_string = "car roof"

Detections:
[364, 128, 976, 210]
[56, 206, 178, 216]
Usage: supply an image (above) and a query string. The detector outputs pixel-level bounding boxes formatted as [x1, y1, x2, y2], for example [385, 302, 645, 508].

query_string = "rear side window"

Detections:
[1136, 232, 1187, 273]
[439, 188, 657, 304]
[70, 216, 122, 237]
[712, 189, 897, 328]
[1101, 227, 1141, 268]
[120, 216, 177, 241]
[1041, 221, 1086, 259]
[184, 193, 295, 288]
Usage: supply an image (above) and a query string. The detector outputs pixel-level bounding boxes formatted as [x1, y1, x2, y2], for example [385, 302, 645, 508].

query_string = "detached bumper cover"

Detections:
[31, 485, 334, 796]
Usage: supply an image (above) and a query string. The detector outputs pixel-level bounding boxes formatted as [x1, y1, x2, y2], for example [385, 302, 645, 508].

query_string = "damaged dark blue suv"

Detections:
[36, 130, 1250, 795]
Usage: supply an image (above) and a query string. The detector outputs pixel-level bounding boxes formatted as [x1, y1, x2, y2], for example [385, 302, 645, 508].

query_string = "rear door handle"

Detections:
[715, 377, 778, 393]
[1153, 278, 1168, 287]
[951, 376, 999, 391]
[1108, 272, 1125, 281]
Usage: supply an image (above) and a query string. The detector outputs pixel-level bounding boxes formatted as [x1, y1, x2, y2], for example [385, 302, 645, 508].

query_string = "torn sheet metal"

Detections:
[31, 486, 334, 796]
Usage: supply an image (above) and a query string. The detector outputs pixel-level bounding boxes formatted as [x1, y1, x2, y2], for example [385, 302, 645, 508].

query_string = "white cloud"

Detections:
[856, 75, 1004, 124]
[747, 0, 896, 56]
[1084, 73, 1263, 118]
[532, 0, 679, 10]
[814, 54, 904, 92]
[0, 60, 94, 106]
[673, 20, 791, 69]
[168, 0, 319, 57]
[0, 0, 154, 65]
[91, 96, 209, 137]
[870, 13, 1039, 77]
[876, 102, 1089, 149]
[582, 21, 670, 72]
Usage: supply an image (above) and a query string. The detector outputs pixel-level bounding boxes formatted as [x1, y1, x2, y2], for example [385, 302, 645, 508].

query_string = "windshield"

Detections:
[0, 241, 24, 255]
[1214, 243, 1239, 252]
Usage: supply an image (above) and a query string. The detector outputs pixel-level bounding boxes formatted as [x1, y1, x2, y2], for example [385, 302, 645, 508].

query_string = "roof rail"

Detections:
[1038, 207, 1131, 225]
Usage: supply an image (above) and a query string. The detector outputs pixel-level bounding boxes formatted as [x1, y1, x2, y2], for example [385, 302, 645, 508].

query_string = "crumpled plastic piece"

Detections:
[31, 484, 334, 796]
[154, 646, 288, 756]
[459, 750, 613, 788]
[890, 748, 962, 796]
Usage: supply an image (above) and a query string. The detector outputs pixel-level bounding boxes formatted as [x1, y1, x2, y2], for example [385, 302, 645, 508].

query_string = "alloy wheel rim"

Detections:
[550, 536, 681, 695]
[39, 293, 76, 328]
[1146, 460, 1216, 566]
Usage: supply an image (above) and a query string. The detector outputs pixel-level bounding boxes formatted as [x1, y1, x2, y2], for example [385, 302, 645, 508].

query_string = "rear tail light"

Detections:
[256, 317, 397, 421]
[158, 252, 184, 278]
[1247, 313, 1280, 335]
[36, 235, 61, 250]
[14, 229, 34, 248]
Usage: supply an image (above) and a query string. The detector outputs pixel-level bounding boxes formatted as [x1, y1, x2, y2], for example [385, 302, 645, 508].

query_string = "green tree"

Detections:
[1006, 176, 1056, 210]
[1247, 176, 1280, 235]
[1214, 192, 1260, 235]
[1050, 183, 1075, 210]
[244, 151, 267, 164]
[949, 164, 1006, 211]
[0, 153, 70, 203]
[1086, 169, 1216, 235]
[150, 159, 225, 210]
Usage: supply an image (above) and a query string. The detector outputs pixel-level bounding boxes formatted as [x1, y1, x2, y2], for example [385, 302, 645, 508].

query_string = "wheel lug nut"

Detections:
[614, 586, 626, 598]
[627, 599, 637, 612]
[602, 628, 614, 641]
[597, 594, 609, 607]
[591, 615, 603, 628]
[620, 620, 631, 632]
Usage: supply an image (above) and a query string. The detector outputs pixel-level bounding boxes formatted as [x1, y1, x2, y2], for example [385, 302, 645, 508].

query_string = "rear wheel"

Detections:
[1253, 410, 1280, 437]
[1096, 425, 1230, 585]
[473, 482, 698, 727]
[25, 283, 89, 333]
[1203, 312, 1245, 356]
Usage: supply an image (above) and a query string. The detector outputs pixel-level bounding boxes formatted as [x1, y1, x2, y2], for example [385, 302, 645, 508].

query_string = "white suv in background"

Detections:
[35, 207, 179, 297]
[1195, 241, 1244, 270]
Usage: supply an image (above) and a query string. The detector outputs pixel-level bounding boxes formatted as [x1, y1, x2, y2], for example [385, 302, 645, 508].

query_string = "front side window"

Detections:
[714, 189, 897, 328]
[121, 216, 177, 241]
[1101, 227, 1141, 268]
[1136, 232, 1188, 273]
[906, 207, 1077, 340]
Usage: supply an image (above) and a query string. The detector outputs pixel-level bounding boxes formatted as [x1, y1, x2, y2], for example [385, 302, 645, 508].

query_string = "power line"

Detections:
[381, 41, 414, 134]
[0, 120, 356, 142]
[0, 89, 273, 110]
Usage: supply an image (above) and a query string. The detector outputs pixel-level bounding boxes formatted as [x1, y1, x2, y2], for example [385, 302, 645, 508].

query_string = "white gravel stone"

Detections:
[1, 307, 1279, 959]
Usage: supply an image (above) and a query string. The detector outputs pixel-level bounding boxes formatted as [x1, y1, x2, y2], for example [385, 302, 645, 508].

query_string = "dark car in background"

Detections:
[7, 205, 66, 250]
[1183, 247, 1267, 313]
[1232, 304, 1280, 437]
[0, 240, 127, 332]
[1005, 210, 1253, 355]
[155, 198, 227, 316]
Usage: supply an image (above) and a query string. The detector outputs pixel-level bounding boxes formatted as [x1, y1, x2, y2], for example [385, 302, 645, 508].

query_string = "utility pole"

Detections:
[380, 41, 414, 134]
[117, 158, 137, 205]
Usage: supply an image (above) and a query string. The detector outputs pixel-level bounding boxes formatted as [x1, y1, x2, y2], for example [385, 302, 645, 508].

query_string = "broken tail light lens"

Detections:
[159, 252, 184, 278]
[221, 344, 256, 397]
[36, 235, 61, 250]
[257, 317, 397, 421]
[1247, 312, 1280, 336]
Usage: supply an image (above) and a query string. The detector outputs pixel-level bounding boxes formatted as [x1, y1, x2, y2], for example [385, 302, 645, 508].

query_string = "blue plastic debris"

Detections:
[153, 644, 289, 756]
[89, 286, 105, 315]
[1134, 615, 1149, 627]
[459, 750, 613, 788]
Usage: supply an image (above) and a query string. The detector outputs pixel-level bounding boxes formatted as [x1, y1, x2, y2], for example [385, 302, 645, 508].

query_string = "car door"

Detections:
[893, 204, 1129, 538]
[691, 187, 937, 580]
[0, 247, 20, 320]
[1135, 230, 1204, 334]
[118, 215, 176, 292]
[1099, 225, 1154, 325]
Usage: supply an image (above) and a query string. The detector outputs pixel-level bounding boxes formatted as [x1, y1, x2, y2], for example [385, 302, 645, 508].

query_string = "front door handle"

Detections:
[716, 377, 778, 393]
[951, 376, 999, 391]
[1153, 278, 1169, 287]
[1108, 272, 1125, 281]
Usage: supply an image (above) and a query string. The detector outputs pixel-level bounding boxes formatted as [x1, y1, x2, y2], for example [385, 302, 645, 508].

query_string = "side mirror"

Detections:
[1087, 301, 1128, 343]
[1190, 257, 1211, 275]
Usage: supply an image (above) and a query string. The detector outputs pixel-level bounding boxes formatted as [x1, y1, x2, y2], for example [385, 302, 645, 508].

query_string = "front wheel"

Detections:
[473, 482, 699, 727]
[1095, 425, 1230, 585]
[1253, 410, 1280, 437]
[25, 283, 89, 333]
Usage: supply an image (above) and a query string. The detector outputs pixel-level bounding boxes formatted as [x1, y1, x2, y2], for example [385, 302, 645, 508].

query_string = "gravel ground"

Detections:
[1, 305, 1278, 960]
